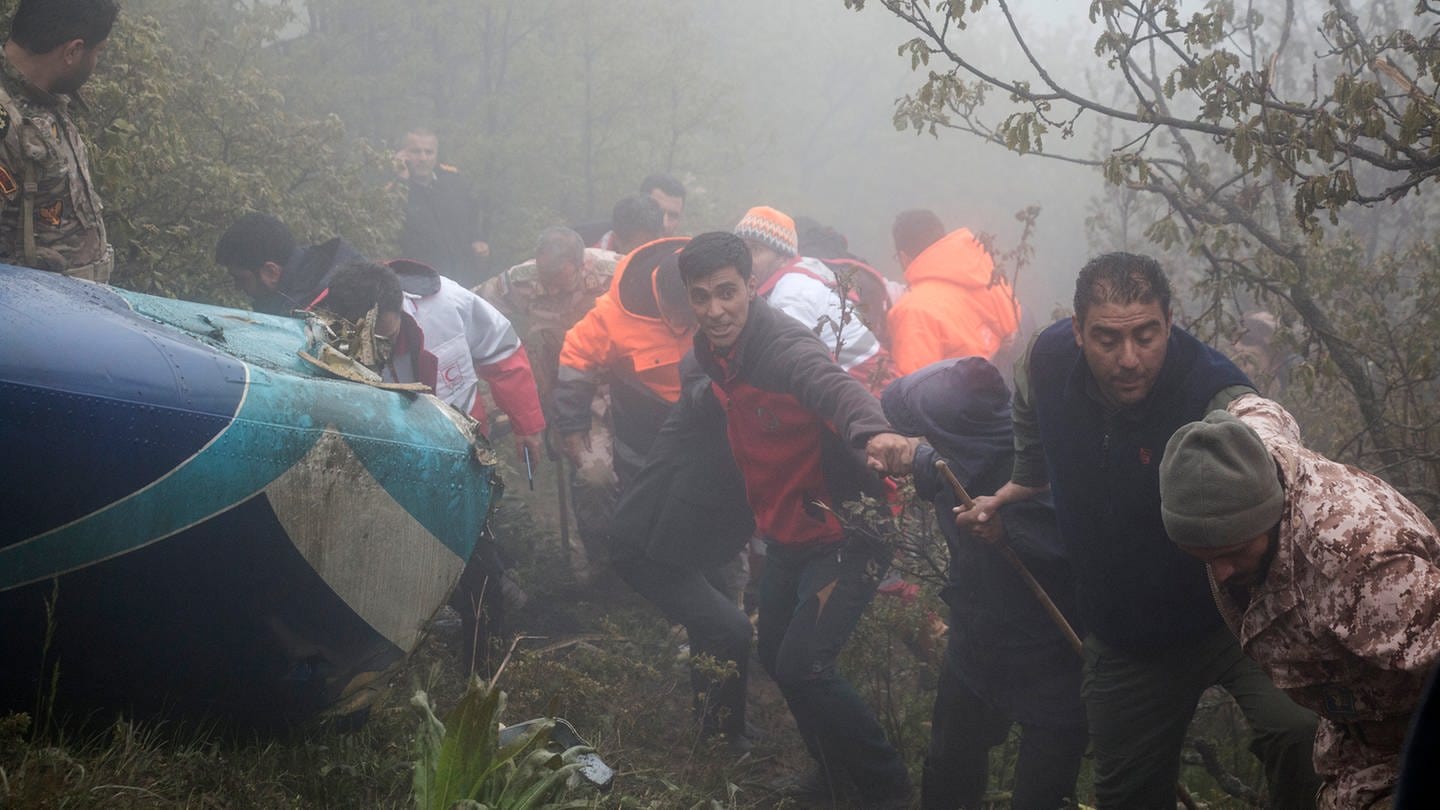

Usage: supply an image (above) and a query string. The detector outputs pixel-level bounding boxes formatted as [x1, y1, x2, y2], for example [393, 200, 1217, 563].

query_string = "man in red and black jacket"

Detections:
[675, 232, 915, 807]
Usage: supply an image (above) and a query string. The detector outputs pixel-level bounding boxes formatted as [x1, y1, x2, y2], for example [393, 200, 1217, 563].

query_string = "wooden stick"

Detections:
[936, 459, 1083, 657]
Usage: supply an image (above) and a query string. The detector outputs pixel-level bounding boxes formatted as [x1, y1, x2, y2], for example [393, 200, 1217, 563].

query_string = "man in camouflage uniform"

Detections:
[478, 226, 618, 579]
[1161, 394, 1440, 808]
[0, 0, 117, 282]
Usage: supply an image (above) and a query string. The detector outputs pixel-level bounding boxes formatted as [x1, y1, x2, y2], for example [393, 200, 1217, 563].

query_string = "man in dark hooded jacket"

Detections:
[608, 353, 756, 751]
[215, 213, 362, 316]
[882, 357, 1087, 810]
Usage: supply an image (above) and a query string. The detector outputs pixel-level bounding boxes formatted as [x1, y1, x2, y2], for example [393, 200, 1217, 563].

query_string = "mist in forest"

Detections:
[684, 1, 1099, 314]
[262, 0, 1105, 315]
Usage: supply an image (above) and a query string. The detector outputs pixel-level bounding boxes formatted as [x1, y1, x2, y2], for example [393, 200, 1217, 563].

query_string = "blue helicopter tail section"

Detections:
[0, 265, 498, 725]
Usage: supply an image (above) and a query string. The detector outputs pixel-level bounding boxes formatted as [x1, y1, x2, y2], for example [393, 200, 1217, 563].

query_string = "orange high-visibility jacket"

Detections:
[888, 228, 1021, 376]
[554, 237, 693, 436]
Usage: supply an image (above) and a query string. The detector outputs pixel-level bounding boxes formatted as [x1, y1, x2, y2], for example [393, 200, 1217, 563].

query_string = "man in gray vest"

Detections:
[0, 0, 117, 282]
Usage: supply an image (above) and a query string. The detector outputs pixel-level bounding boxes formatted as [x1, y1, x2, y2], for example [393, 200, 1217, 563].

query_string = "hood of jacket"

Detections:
[610, 237, 687, 317]
[386, 258, 443, 298]
[881, 356, 1013, 485]
[904, 228, 995, 289]
[255, 237, 362, 315]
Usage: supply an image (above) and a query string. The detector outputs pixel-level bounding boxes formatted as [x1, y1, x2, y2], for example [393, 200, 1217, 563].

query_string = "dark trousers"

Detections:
[758, 538, 910, 801]
[614, 555, 752, 735]
[1083, 626, 1320, 809]
[568, 463, 617, 574]
[449, 533, 507, 675]
[922, 660, 1087, 809]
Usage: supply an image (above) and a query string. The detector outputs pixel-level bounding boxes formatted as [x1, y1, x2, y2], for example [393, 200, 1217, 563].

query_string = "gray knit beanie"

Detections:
[1159, 410, 1284, 548]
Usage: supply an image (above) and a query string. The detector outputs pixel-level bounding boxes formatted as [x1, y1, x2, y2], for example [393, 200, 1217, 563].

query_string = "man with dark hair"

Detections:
[958, 252, 1320, 808]
[639, 172, 685, 236]
[795, 214, 899, 351]
[1160, 396, 1440, 808]
[675, 231, 915, 807]
[607, 353, 756, 751]
[215, 213, 362, 316]
[795, 215, 852, 260]
[582, 174, 685, 249]
[887, 208, 1021, 375]
[317, 261, 402, 327]
[478, 226, 620, 581]
[890, 209, 947, 264]
[608, 194, 664, 256]
[0, 0, 119, 281]
[395, 127, 490, 288]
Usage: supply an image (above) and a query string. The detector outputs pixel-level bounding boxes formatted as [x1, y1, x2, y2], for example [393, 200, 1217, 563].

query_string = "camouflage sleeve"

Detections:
[473, 271, 505, 307]
[1320, 549, 1440, 675]
[1227, 393, 1302, 447]
[474, 264, 528, 319]
[0, 113, 21, 258]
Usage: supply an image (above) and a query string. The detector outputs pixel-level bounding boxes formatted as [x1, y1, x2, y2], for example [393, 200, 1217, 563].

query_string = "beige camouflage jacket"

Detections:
[475, 247, 617, 405]
[0, 53, 110, 280]
[1219, 394, 1440, 808]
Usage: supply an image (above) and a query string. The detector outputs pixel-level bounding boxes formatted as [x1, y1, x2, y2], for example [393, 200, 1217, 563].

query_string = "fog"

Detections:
[276, 0, 1112, 315]
[679, 1, 1102, 314]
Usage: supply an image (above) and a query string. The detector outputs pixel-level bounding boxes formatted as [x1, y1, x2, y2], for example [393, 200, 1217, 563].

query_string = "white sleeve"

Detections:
[767, 273, 834, 336]
[448, 278, 522, 367]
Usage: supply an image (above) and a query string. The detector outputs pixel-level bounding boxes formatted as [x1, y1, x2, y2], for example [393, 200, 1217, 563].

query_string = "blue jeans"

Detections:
[757, 537, 910, 801]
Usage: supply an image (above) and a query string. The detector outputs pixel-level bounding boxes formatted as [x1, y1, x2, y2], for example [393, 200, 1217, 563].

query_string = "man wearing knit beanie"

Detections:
[1159, 409, 1285, 586]
[733, 206, 892, 390]
[732, 205, 798, 283]
[1161, 395, 1440, 809]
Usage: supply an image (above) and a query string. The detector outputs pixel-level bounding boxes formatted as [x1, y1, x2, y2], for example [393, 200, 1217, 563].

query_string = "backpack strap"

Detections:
[756, 258, 861, 304]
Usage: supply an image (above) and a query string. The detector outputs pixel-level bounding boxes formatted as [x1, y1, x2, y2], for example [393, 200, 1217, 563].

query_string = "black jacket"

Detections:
[609, 354, 753, 569]
[399, 168, 488, 288]
[253, 238, 362, 316]
[883, 357, 1084, 726]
